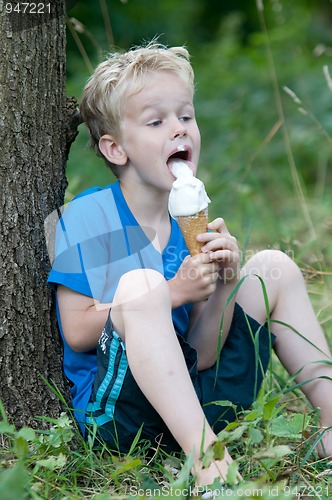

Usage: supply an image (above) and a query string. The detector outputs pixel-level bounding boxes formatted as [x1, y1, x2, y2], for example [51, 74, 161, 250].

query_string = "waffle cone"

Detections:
[177, 208, 208, 256]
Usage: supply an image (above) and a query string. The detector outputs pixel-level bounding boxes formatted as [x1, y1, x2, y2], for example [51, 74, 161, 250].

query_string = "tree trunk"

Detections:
[0, 2, 76, 428]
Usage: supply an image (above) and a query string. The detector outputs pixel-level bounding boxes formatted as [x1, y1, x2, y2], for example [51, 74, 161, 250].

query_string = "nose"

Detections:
[172, 118, 187, 139]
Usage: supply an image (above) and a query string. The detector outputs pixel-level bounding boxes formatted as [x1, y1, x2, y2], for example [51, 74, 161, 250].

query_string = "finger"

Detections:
[198, 227, 236, 245]
[208, 249, 240, 265]
[211, 271, 220, 283]
[201, 235, 238, 253]
[202, 269, 219, 284]
[200, 261, 219, 277]
[209, 261, 220, 273]
[207, 217, 231, 235]
[191, 252, 214, 264]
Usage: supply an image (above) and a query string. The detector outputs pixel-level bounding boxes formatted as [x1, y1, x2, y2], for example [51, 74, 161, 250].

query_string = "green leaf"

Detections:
[113, 456, 142, 476]
[201, 444, 214, 469]
[244, 409, 262, 422]
[222, 425, 246, 443]
[224, 421, 240, 430]
[0, 462, 29, 500]
[169, 450, 194, 492]
[57, 412, 73, 428]
[225, 460, 240, 486]
[248, 427, 264, 444]
[262, 396, 281, 421]
[16, 427, 36, 441]
[36, 453, 67, 470]
[0, 422, 16, 434]
[141, 475, 161, 492]
[204, 400, 237, 409]
[270, 413, 310, 438]
[212, 440, 225, 461]
[128, 423, 144, 455]
[15, 437, 29, 458]
[253, 445, 292, 460]
[201, 440, 226, 470]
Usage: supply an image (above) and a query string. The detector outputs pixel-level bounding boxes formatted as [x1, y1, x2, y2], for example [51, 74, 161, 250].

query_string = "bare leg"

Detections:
[110, 269, 236, 485]
[237, 250, 332, 457]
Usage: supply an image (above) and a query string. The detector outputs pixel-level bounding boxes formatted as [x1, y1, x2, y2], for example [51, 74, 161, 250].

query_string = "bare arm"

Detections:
[186, 279, 238, 370]
[57, 285, 110, 352]
[186, 218, 240, 370]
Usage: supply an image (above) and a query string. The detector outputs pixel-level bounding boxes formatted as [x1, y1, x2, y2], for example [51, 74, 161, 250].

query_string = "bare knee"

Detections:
[241, 249, 302, 284]
[114, 268, 170, 306]
[238, 250, 304, 322]
[111, 269, 171, 338]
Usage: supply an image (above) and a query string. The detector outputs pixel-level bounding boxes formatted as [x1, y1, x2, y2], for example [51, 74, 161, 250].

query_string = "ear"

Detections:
[99, 135, 128, 165]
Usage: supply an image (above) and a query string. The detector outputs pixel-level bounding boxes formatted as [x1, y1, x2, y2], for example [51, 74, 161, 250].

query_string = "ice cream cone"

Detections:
[177, 207, 208, 256]
[168, 161, 210, 255]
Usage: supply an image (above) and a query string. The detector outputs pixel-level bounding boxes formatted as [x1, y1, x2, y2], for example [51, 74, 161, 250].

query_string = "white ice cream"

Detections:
[168, 162, 211, 217]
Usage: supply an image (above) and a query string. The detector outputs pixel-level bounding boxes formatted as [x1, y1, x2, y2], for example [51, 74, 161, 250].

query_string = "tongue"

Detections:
[169, 160, 195, 178]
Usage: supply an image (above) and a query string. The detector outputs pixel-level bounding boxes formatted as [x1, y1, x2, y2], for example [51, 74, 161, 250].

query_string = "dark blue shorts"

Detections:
[86, 303, 275, 453]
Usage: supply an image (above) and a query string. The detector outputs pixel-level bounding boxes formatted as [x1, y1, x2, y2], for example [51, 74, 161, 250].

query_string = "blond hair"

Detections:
[79, 42, 194, 176]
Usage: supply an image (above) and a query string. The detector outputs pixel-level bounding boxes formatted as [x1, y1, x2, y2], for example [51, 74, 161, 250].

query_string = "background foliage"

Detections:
[66, 0, 332, 331]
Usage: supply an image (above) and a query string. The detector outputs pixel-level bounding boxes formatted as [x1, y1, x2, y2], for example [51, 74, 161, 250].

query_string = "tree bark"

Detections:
[0, 1, 75, 428]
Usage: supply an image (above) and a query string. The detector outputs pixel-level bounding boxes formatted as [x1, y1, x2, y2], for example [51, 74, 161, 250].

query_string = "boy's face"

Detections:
[119, 70, 201, 192]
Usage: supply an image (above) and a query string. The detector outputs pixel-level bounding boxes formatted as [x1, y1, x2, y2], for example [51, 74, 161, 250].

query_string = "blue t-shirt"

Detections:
[48, 181, 192, 430]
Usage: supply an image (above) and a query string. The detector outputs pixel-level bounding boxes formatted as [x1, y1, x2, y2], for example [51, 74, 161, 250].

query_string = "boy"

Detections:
[48, 42, 332, 485]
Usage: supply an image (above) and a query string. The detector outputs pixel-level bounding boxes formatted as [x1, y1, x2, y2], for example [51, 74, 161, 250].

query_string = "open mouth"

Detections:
[167, 146, 193, 172]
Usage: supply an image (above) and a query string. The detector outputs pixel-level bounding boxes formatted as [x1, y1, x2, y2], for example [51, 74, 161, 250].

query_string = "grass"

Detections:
[1, 360, 332, 499]
[1, 273, 332, 498]
[1, 241, 331, 500]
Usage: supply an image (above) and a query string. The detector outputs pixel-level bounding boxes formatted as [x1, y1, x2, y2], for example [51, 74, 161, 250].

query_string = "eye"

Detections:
[179, 115, 191, 122]
[148, 119, 162, 127]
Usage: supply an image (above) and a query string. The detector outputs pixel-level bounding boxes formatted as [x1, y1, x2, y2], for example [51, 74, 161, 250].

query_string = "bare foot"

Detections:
[193, 447, 241, 487]
[317, 427, 332, 458]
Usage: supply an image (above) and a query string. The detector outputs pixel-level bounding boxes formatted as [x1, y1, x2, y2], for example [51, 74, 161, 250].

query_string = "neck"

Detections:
[120, 180, 169, 225]
[119, 180, 171, 251]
